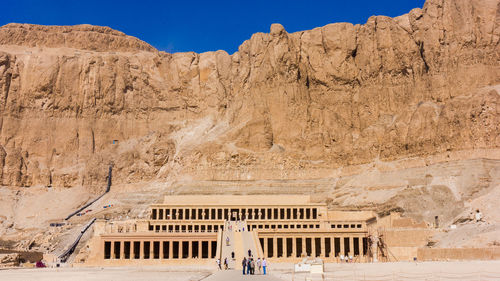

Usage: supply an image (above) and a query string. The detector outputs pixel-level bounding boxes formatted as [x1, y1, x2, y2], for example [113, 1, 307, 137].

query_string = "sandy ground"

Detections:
[0, 266, 212, 281]
[275, 261, 500, 281]
[1, 261, 500, 281]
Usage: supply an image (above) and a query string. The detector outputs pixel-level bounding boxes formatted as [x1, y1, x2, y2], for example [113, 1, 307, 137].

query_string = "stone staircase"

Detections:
[220, 221, 237, 269]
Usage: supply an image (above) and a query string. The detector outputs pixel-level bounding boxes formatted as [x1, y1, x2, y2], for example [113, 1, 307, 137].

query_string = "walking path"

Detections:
[0, 267, 210, 281]
[203, 270, 282, 281]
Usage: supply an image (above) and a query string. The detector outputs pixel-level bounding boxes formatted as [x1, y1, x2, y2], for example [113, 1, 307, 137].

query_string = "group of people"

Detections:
[216, 250, 267, 275]
[242, 257, 267, 275]
[216, 258, 229, 270]
[242, 249, 267, 275]
[339, 254, 354, 263]
[228, 221, 247, 232]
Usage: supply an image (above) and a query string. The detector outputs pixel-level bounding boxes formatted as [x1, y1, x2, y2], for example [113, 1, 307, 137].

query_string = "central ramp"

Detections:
[219, 221, 263, 270]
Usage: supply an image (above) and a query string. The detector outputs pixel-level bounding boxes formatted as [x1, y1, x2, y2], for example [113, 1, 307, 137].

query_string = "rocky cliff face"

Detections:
[0, 0, 498, 193]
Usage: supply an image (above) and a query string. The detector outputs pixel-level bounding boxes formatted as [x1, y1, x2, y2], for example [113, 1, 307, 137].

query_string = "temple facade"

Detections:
[82, 195, 403, 266]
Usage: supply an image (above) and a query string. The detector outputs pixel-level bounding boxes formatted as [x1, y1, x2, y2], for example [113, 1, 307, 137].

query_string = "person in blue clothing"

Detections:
[246, 258, 251, 274]
[262, 258, 267, 275]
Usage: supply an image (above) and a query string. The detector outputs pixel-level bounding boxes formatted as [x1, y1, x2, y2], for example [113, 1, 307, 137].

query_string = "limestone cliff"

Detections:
[0, 0, 498, 213]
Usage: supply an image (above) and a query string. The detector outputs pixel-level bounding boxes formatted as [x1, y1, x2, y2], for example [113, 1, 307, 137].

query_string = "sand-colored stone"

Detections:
[418, 247, 500, 261]
[0, 0, 497, 190]
[0, 0, 499, 258]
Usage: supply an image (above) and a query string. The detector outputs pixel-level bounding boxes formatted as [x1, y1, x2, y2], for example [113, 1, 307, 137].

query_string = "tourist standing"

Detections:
[256, 258, 262, 274]
[247, 258, 251, 275]
[475, 209, 483, 222]
[262, 258, 267, 275]
[248, 249, 252, 257]
[242, 257, 247, 275]
[250, 258, 255, 274]
[224, 257, 228, 270]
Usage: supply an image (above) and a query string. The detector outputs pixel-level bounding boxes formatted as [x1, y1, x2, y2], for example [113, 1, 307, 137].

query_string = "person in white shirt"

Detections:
[262, 258, 268, 275]
[475, 209, 483, 222]
[216, 258, 221, 270]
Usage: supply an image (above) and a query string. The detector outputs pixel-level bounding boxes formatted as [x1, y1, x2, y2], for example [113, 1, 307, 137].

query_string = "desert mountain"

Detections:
[0, 0, 499, 250]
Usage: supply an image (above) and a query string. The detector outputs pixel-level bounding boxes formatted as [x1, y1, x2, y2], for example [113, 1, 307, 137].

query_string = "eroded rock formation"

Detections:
[0, 0, 498, 208]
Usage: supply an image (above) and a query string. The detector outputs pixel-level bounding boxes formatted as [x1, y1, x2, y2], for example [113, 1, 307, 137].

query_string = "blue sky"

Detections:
[2, 0, 426, 54]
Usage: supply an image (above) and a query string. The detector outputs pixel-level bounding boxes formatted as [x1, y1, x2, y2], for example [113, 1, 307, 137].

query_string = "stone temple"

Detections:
[82, 194, 435, 267]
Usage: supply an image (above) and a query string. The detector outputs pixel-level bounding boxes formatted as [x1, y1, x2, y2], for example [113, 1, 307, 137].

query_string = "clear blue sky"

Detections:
[2, 0, 426, 54]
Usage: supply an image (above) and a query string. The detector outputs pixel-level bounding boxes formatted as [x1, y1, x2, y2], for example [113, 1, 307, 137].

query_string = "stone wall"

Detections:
[417, 248, 500, 261]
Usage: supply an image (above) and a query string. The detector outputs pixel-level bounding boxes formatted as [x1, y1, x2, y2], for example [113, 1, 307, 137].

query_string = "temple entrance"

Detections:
[230, 209, 238, 221]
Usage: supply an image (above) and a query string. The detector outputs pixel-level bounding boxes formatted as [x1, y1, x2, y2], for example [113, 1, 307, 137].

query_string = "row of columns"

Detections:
[261, 236, 365, 258]
[104, 240, 216, 260]
[151, 224, 223, 233]
[248, 223, 321, 231]
[151, 207, 318, 221]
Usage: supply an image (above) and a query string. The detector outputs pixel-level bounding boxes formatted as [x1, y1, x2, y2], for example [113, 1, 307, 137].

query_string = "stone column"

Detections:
[320, 237, 325, 257]
[349, 236, 354, 257]
[120, 241, 124, 259]
[312, 237, 316, 257]
[131, 241, 135, 259]
[264, 238, 268, 258]
[188, 241, 192, 258]
[160, 241, 164, 259]
[169, 241, 173, 259]
[110, 241, 115, 259]
[198, 241, 202, 259]
[329, 237, 334, 258]
[273, 237, 277, 258]
[283, 237, 287, 258]
[208, 241, 212, 258]
[139, 241, 144, 259]
[302, 236, 306, 257]
[292, 237, 297, 258]
[340, 236, 345, 257]
[150, 241, 154, 259]
[360, 236, 364, 259]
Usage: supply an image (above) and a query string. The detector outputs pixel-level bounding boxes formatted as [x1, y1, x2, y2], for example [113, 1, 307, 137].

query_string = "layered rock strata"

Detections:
[0, 0, 498, 224]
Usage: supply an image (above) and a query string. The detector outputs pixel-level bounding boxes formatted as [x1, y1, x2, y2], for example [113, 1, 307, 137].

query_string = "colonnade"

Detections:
[259, 235, 367, 259]
[149, 223, 224, 233]
[103, 239, 217, 260]
[151, 207, 319, 221]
